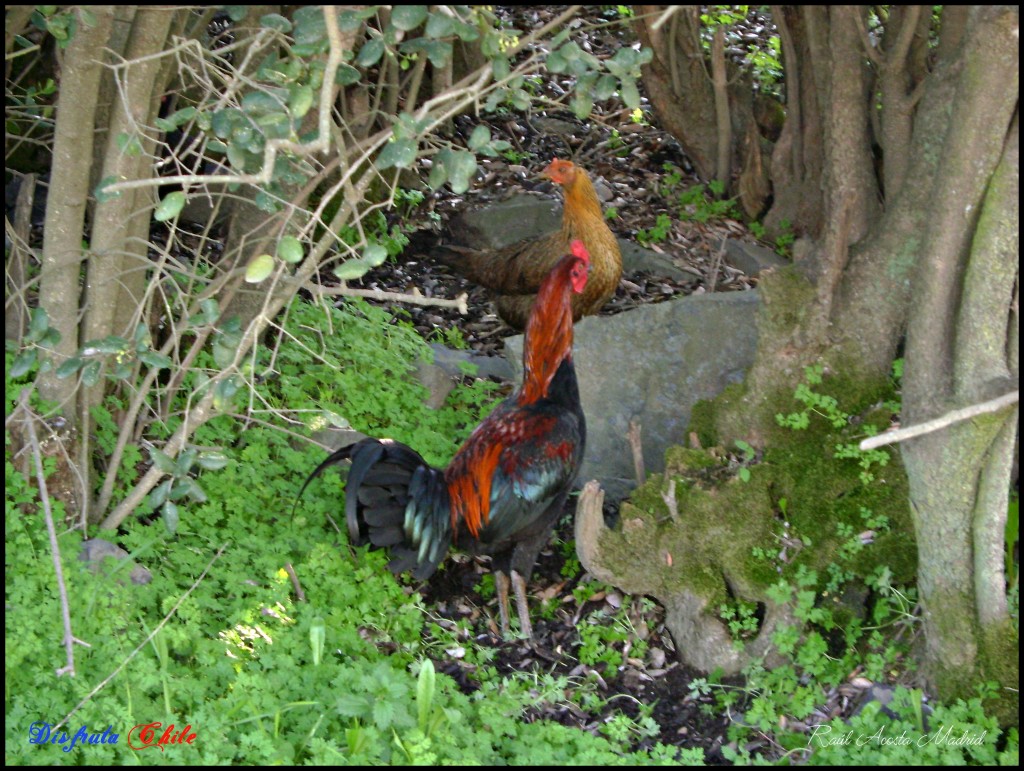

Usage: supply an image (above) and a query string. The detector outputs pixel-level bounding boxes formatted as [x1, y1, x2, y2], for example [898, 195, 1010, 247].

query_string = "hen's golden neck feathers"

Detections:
[520, 250, 588, 405]
[560, 167, 604, 227]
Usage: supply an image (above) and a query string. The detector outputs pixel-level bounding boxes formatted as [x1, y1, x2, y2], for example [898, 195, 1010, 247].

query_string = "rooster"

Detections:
[297, 241, 590, 638]
[434, 158, 621, 330]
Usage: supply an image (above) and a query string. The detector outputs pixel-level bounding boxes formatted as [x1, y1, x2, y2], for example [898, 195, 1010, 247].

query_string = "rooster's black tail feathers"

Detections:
[294, 438, 453, 580]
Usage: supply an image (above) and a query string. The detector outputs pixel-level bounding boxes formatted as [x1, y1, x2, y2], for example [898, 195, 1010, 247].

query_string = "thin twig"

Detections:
[21, 391, 89, 678]
[55, 543, 228, 731]
[284, 563, 306, 602]
[650, 5, 683, 32]
[310, 283, 469, 314]
[661, 477, 679, 520]
[860, 390, 1019, 450]
[628, 419, 645, 486]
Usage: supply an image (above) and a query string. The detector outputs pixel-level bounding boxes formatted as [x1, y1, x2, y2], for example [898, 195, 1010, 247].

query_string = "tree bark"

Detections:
[38, 6, 115, 411]
[901, 8, 1018, 710]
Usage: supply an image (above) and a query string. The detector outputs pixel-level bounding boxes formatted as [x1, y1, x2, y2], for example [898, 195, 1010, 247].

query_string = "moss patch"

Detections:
[593, 365, 915, 664]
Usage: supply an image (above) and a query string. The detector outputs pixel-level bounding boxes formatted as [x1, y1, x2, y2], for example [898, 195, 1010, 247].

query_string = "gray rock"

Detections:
[311, 425, 367, 453]
[80, 538, 152, 585]
[415, 344, 516, 409]
[427, 343, 515, 381]
[723, 238, 789, 276]
[447, 194, 560, 249]
[619, 240, 699, 284]
[507, 290, 761, 500]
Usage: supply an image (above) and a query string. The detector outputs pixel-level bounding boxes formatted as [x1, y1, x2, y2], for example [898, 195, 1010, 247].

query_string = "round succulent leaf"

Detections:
[468, 124, 491, 151]
[277, 235, 304, 264]
[334, 258, 371, 281]
[245, 253, 275, 283]
[356, 38, 385, 67]
[289, 84, 315, 118]
[154, 191, 186, 222]
[390, 5, 427, 31]
[376, 138, 417, 169]
[362, 243, 388, 267]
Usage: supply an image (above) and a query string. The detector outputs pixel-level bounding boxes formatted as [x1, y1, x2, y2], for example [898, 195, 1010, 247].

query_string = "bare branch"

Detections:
[20, 392, 90, 678]
[628, 419, 645, 485]
[649, 5, 683, 32]
[860, 390, 1019, 450]
[310, 283, 469, 315]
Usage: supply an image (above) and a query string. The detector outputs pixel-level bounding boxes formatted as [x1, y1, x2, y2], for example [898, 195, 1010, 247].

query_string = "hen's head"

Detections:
[568, 240, 590, 294]
[542, 158, 577, 187]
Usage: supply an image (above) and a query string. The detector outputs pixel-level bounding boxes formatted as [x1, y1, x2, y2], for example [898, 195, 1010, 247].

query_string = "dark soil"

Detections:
[415, 503, 739, 762]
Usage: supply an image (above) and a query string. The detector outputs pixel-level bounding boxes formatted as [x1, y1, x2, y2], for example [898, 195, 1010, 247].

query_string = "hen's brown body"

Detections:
[434, 159, 622, 330]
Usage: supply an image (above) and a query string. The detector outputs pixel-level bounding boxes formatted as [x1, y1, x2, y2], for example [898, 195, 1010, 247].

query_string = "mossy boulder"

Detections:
[576, 393, 914, 674]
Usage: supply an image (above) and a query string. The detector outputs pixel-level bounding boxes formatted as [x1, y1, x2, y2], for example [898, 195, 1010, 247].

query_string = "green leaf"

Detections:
[334, 258, 371, 281]
[115, 131, 143, 157]
[245, 254, 275, 283]
[55, 356, 84, 379]
[492, 56, 510, 80]
[213, 377, 240, 411]
[289, 84, 314, 118]
[467, 124, 491, 151]
[443, 149, 477, 194]
[85, 335, 129, 355]
[428, 159, 447, 190]
[26, 307, 50, 344]
[390, 5, 427, 31]
[324, 411, 351, 429]
[376, 138, 417, 170]
[310, 617, 325, 665]
[150, 480, 172, 508]
[138, 350, 172, 369]
[10, 350, 37, 378]
[619, 77, 641, 110]
[162, 501, 179, 535]
[571, 91, 594, 119]
[292, 6, 326, 44]
[417, 658, 435, 733]
[334, 63, 361, 86]
[200, 298, 220, 325]
[110, 358, 133, 381]
[196, 452, 229, 471]
[242, 90, 286, 115]
[184, 478, 208, 504]
[149, 447, 177, 474]
[260, 13, 292, 32]
[425, 11, 454, 39]
[356, 38, 385, 67]
[595, 73, 617, 100]
[363, 243, 388, 267]
[154, 191, 186, 222]
[277, 235, 304, 264]
[94, 176, 122, 203]
[133, 322, 151, 350]
[546, 49, 567, 74]
[81, 359, 102, 386]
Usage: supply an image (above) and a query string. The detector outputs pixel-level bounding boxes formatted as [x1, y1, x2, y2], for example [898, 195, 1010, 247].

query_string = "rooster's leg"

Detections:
[510, 570, 533, 639]
[494, 570, 512, 638]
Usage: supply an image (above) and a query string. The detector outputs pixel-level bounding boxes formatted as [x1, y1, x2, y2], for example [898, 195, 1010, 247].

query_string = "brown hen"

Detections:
[433, 159, 622, 330]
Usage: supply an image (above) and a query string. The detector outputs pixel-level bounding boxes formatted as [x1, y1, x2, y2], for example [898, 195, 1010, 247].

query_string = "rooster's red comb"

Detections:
[570, 239, 590, 265]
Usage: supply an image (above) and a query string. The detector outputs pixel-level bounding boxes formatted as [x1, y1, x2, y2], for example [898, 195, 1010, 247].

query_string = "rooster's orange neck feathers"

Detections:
[520, 255, 580, 405]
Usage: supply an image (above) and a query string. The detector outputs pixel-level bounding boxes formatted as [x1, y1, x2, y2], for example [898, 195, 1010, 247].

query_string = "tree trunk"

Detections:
[630, 5, 1019, 718]
[900, 6, 1018, 718]
[38, 6, 116, 410]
